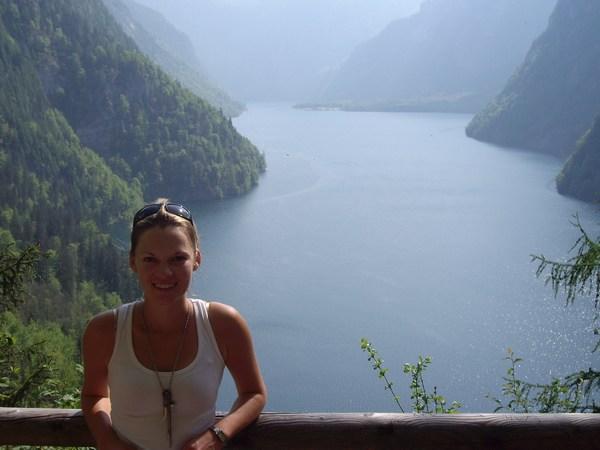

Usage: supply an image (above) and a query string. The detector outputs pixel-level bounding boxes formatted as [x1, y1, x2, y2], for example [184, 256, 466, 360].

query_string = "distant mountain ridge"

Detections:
[134, 0, 424, 101]
[101, 0, 244, 117]
[317, 0, 555, 113]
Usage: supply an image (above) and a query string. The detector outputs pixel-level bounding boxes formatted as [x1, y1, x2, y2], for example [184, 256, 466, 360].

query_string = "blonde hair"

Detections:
[130, 198, 199, 256]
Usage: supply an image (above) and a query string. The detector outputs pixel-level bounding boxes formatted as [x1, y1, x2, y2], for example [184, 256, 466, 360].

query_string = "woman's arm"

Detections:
[182, 302, 267, 450]
[211, 302, 267, 436]
[81, 311, 137, 450]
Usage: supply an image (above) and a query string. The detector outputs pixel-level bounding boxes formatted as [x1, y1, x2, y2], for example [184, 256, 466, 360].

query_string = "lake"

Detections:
[190, 103, 600, 412]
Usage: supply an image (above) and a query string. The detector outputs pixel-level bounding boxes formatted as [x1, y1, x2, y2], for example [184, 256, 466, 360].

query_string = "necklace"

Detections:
[140, 300, 192, 448]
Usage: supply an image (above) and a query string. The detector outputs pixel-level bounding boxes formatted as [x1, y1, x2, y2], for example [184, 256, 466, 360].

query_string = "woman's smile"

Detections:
[153, 283, 176, 289]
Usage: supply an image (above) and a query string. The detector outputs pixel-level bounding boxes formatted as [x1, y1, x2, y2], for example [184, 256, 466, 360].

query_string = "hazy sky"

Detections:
[133, 0, 425, 100]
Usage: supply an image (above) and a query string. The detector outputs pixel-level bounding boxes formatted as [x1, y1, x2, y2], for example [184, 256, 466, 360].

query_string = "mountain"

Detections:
[101, 0, 244, 117]
[466, 0, 600, 159]
[317, 0, 555, 113]
[134, 0, 424, 101]
[1, 0, 264, 202]
[0, 0, 266, 325]
[0, 0, 143, 319]
[556, 117, 600, 202]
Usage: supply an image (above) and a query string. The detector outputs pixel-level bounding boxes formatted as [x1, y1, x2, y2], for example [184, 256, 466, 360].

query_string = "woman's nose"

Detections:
[156, 262, 173, 276]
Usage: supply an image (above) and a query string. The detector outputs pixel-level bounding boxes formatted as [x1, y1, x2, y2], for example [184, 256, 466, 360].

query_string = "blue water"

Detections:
[190, 103, 600, 412]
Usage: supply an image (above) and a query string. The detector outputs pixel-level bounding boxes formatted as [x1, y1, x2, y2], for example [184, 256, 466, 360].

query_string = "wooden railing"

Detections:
[1, 408, 600, 449]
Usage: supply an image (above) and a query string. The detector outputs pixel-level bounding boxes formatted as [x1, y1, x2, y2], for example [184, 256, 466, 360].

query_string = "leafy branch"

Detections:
[531, 214, 600, 308]
[360, 338, 404, 412]
[0, 333, 51, 407]
[0, 242, 43, 313]
[360, 338, 461, 413]
[489, 348, 598, 413]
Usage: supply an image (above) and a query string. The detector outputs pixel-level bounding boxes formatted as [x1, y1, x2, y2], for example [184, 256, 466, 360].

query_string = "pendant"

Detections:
[162, 389, 175, 447]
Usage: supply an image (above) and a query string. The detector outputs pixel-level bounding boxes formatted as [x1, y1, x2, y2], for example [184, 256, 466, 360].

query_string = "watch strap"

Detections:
[210, 425, 229, 444]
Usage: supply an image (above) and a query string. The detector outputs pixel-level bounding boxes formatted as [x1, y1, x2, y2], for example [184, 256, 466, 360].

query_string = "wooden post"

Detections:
[1, 408, 599, 449]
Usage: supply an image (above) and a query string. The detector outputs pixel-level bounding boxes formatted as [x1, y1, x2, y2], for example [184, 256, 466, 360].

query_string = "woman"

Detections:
[82, 201, 267, 449]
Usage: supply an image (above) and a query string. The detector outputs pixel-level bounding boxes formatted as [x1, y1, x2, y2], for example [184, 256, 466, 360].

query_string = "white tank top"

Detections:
[108, 299, 225, 450]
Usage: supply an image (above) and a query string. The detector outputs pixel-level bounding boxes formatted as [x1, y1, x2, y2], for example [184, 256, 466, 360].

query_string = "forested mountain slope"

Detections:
[556, 117, 600, 202]
[466, 0, 600, 159]
[0, 0, 265, 329]
[102, 0, 244, 117]
[3, 0, 264, 202]
[0, 1, 142, 327]
[318, 0, 555, 113]
[0, 4, 132, 399]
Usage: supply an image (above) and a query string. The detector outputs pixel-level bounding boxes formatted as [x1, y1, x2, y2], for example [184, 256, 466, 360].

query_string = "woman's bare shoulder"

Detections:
[207, 301, 249, 333]
[207, 301, 251, 360]
[86, 309, 117, 332]
[83, 309, 118, 354]
[207, 301, 241, 321]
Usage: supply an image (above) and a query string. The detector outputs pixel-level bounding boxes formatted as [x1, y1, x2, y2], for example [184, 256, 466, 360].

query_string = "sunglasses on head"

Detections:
[132, 203, 194, 226]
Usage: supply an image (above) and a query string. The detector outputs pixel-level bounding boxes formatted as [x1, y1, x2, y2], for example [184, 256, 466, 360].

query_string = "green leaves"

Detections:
[532, 215, 600, 355]
[402, 355, 461, 414]
[0, 311, 81, 409]
[0, 325, 52, 407]
[532, 214, 600, 307]
[360, 338, 404, 412]
[0, 242, 42, 313]
[489, 348, 599, 413]
[360, 338, 460, 413]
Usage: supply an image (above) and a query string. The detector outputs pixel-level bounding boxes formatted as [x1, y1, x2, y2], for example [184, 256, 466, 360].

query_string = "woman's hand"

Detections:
[180, 430, 223, 450]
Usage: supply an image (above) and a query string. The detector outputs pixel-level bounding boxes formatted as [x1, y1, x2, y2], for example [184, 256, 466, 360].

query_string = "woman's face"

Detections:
[129, 225, 201, 304]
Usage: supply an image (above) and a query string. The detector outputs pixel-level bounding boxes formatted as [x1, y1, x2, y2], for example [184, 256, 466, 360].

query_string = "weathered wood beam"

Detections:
[0, 408, 92, 446]
[1, 408, 599, 449]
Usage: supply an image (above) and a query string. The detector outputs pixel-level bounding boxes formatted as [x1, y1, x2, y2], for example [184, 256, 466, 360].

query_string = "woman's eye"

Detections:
[143, 256, 156, 263]
[174, 255, 188, 263]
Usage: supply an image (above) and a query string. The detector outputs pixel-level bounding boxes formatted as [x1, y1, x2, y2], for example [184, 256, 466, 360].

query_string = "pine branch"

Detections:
[531, 214, 600, 307]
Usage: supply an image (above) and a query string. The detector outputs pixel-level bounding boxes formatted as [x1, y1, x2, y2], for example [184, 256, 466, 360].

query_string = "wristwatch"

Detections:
[210, 425, 229, 445]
